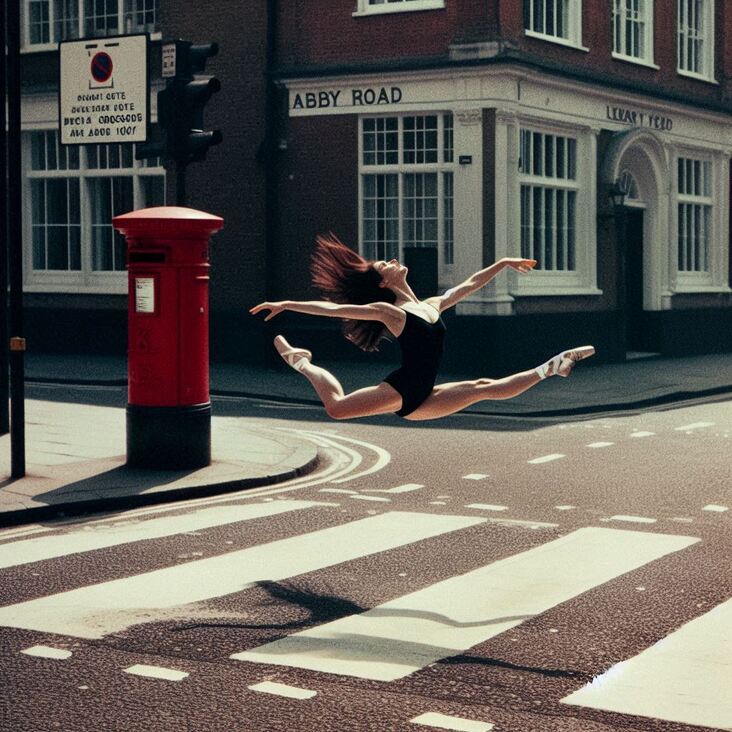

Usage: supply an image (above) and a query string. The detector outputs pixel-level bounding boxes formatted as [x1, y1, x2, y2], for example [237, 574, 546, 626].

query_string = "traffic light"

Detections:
[136, 40, 222, 165]
[169, 41, 222, 164]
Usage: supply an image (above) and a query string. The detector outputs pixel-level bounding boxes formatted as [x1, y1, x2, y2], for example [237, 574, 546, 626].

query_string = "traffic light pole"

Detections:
[176, 161, 187, 207]
[0, 0, 10, 436]
[7, 0, 25, 478]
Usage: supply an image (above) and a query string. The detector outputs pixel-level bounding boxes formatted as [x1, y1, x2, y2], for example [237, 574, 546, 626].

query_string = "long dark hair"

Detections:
[310, 234, 395, 352]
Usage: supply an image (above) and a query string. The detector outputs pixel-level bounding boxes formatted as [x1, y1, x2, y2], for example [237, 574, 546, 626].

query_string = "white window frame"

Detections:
[511, 120, 599, 296]
[677, 0, 716, 82]
[353, 0, 445, 17]
[524, 0, 588, 52]
[673, 152, 721, 292]
[358, 113, 455, 278]
[23, 127, 166, 294]
[612, 0, 656, 68]
[21, 0, 161, 53]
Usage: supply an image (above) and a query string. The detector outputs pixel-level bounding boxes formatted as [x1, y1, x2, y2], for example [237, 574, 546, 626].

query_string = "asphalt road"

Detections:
[0, 388, 730, 732]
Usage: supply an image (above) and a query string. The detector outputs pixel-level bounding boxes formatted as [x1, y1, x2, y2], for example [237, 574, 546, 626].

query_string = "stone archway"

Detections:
[600, 128, 671, 312]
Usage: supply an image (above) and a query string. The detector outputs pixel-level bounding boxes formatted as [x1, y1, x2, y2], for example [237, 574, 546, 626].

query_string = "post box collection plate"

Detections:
[135, 277, 156, 314]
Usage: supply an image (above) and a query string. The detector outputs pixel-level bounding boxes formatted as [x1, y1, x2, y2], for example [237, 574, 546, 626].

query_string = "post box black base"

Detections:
[127, 403, 211, 470]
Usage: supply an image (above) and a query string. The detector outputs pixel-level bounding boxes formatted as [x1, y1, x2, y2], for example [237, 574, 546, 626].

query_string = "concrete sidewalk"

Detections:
[1, 350, 730, 527]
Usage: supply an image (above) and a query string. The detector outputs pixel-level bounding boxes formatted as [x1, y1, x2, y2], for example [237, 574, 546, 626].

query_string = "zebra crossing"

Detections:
[1, 496, 729, 731]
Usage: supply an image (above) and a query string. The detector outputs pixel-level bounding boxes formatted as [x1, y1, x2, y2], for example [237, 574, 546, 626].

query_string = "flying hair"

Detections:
[310, 233, 396, 352]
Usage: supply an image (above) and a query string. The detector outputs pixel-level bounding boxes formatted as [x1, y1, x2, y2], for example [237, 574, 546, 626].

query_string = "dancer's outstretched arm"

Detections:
[250, 299, 400, 324]
[427, 257, 536, 313]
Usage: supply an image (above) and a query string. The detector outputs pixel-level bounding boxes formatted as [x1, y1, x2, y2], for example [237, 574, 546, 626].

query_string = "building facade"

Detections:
[17, 1, 732, 373]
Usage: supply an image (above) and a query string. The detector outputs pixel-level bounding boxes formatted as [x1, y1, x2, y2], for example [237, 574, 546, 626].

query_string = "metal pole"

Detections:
[7, 0, 25, 478]
[0, 0, 10, 435]
[176, 160, 186, 206]
[614, 204, 628, 360]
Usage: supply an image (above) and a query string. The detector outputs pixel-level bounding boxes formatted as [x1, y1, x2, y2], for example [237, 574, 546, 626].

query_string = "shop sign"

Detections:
[606, 105, 673, 131]
[291, 85, 403, 112]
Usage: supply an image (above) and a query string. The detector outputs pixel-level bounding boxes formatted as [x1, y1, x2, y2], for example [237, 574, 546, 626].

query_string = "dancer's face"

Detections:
[374, 259, 408, 289]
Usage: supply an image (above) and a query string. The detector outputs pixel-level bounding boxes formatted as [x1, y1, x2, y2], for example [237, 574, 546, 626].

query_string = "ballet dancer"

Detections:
[250, 234, 595, 421]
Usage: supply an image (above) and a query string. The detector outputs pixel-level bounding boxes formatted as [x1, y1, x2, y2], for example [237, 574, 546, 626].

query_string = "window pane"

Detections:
[48, 227, 70, 270]
[47, 179, 69, 224]
[31, 132, 46, 170]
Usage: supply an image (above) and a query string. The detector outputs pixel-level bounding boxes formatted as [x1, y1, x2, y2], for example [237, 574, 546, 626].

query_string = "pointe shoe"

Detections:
[538, 345, 595, 379]
[274, 335, 312, 371]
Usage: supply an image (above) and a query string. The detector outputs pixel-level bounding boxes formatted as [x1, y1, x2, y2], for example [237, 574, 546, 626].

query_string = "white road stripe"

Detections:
[554, 505, 575, 511]
[702, 504, 729, 513]
[562, 598, 732, 731]
[586, 442, 614, 449]
[233, 527, 698, 681]
[674, 421, 714, 431]
[123, 664, 188, 682]
[0, 500, 333, 570]
[630, 431, 655, 438]
[351, 495, 391, 503]
[319, 488, 357, 495]
[364, 484, 424, 494]
[0, 512, 484, 639]
[21, 645, 72, 660]
[462, 474, 489, 481]
[609, 515, 657, 524]
[465, 504, 508, 512]
[248, 681, 317, 700]
[527, 454, 565, 464]
[410, 712, 493, 731]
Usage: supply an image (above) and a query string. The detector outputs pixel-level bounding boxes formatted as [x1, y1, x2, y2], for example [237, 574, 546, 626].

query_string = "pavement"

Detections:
[0, 350, 730, 527]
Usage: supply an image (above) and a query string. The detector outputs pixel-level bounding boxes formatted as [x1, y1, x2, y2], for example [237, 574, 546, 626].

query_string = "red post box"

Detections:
[112, 206, 224, 469]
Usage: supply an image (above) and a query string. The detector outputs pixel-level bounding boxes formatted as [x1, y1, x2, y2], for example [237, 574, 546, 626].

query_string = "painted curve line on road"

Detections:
[276, 428, 392, 485]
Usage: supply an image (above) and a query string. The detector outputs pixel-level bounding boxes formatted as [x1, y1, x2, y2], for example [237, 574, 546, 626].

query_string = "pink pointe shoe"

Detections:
[537, 345, 596, 379]
[274, 335, 312, 372]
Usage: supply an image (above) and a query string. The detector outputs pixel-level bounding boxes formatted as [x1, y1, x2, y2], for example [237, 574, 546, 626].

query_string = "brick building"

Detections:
[17, 1, 732, 373]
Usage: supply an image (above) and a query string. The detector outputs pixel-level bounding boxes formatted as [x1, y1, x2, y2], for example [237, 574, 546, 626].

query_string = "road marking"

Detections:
[410, 712, 493, 731]
[482, 518, 559, 529]
[608, 515, 657, 524]
[554, 505, 575, 511]
[630, 431, 655, 438]
[465, 504, 508, 512]
[21, 645, 72, 660]
[586, 442, 614, 448]
[702, 504, 729, 513]
[462, 474, 489, 481]
[123, 664, 188, 682]
[351, 495, 391, 503]
[319, 488, 357, 495]
[0, 512, 485, 639]
[248, 681, 317, 699]
[527, 454, 565, 464]
[674, 421, 714, 431]
[233, 527, 698, 681]
[364, 483, 424, 494]
[562, 598, 732, 731]
[0, 500, 334, 570]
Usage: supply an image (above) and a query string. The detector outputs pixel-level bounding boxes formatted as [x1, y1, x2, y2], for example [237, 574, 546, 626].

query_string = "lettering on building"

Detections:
[291, 86, 403, 111]
[606, 105, 673, 131]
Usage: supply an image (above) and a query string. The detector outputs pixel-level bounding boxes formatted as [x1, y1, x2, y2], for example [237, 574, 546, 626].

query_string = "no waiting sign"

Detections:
[59, 34, 149, 145]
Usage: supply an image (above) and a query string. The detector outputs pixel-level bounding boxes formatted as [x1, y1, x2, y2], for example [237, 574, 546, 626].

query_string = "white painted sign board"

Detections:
[59, 34, 148, 145]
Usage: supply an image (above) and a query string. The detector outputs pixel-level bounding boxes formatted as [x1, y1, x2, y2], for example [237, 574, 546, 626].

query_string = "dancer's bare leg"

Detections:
[406, 346, 595, 421]
[405, 369, 541, 421]
[274, 336, 401, 419]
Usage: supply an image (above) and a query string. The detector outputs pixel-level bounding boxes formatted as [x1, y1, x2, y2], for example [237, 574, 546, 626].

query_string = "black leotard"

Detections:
[383, 306, 446, 417]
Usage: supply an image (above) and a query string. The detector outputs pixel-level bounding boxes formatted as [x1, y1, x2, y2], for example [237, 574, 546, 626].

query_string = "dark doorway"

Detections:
[625, 209, 645, 352]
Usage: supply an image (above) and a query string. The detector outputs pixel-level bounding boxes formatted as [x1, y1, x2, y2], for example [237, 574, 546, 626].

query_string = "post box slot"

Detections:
[129, 251, 167, 263]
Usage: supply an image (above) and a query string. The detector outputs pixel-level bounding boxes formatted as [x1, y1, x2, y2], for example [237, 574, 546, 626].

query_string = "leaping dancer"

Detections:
[250, 235, 595, 421]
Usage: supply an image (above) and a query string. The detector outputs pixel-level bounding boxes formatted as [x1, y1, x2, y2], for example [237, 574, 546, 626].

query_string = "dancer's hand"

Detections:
[501, 258, 536, 273]
[249, 301, 288, 321]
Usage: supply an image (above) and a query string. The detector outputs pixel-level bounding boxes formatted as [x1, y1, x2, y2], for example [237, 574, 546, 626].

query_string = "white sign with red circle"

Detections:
[59, 34, 148, 145]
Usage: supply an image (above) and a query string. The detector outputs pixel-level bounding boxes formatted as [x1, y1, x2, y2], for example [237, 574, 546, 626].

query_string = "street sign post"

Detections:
[59, 34, 149, 146]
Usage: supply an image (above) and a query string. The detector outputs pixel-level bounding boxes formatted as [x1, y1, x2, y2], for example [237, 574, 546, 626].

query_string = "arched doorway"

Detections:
[600, 129, 670, 354]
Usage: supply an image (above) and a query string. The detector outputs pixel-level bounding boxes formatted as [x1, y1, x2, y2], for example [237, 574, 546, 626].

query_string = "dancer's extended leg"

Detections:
[405, 346, 595, 421]
[274, 336, 401, 419]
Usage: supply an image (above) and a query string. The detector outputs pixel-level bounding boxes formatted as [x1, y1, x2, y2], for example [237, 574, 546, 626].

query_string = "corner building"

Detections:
[271, 0, 732, 372]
